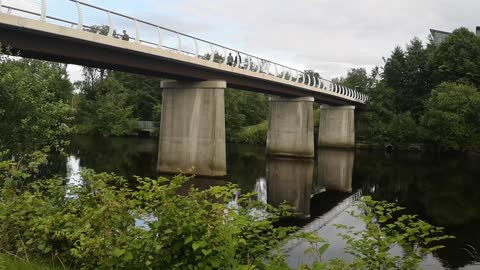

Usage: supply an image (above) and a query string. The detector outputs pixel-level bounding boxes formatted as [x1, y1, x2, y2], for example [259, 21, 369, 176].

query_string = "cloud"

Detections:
[164, 0, 480, 78]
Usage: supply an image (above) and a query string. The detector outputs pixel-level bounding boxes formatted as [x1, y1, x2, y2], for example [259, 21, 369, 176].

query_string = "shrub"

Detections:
[0, 159, 301, 269]
[234, 120, 268, 145]
[422, 82, 480, 151]
[0, 154, 451, 270]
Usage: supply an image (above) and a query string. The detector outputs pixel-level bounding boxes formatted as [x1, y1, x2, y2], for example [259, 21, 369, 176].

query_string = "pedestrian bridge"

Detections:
[0, 0, 368, 176]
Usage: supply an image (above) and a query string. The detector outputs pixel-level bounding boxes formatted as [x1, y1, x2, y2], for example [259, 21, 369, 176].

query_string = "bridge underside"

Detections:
[0, 14, 362, 106]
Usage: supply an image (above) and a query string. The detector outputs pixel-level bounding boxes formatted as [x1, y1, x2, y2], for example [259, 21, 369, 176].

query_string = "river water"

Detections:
[52, 135, 480, 269]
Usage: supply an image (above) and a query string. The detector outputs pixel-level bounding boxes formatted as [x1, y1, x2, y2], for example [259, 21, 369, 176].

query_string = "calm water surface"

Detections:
[53, 135, 480, 269]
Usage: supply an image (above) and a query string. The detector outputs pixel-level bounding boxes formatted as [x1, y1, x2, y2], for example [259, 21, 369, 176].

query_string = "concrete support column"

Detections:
[266, 96, 314, 158]
[157, 80, 226, 177]
[318, 105, 355, 148]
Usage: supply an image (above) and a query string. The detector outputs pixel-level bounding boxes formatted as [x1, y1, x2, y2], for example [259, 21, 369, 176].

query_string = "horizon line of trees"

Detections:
[333, 27, 480, 152]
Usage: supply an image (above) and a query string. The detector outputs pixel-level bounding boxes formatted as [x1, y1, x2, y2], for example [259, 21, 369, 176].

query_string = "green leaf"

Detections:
[123, 252, 133, 261]
[201, 248, 212, 256]
[112, 247, 126, 257]
[184, 235, 193, 244]
[192, 241, 205, 251]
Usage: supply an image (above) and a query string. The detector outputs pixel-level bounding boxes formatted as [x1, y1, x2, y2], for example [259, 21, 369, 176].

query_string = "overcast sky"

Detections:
[52, 0, 480, 82]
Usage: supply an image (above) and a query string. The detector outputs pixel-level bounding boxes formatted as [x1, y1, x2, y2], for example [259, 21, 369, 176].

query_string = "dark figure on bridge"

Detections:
[122, 30, 130, 41]
[234, 53, 241, 66]
[226, 53, 234, 66]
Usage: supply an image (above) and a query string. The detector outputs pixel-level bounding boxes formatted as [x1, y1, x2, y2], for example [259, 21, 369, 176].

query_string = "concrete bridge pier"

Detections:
[266, 96, 314, 158]
[157, 80, 226, 177]
[318, 105, 355, 148]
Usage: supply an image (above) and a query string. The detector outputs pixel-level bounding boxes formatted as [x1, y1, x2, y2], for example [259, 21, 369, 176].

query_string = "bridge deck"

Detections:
[0, 4, 366, 106]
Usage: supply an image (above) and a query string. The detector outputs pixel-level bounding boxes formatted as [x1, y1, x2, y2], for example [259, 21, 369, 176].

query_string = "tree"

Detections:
[359, 83, 397, 143]
[431, 28, 480, 88]
[0, 58, 73, 157]
[422, 82, 480, 151]
[383, 46, 406, 92]
[224, 89, 268, 141]
[76, 77, 137, 136]
[402, 38, 432, 117]
[109, 71, 162, 121]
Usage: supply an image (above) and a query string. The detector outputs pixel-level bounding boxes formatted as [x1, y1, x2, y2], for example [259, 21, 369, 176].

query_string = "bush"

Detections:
[234, 120, 268, 145]
[422, 82, 480, 151]
[0, 154, 451, 270]
[0, 157, 301, 269]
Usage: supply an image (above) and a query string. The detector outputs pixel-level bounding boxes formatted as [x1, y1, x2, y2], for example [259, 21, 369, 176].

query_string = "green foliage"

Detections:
[234, 120, 268, 145]
[0, 254, 63, 270]
[108, 71, 162, 121]
[333, 196, 453, 270]
[0, 58, 73, 157]
[422, 82, 480, 151]
[360, 28, 480, 150]
[431, 28, 480, 88]
[0, 150, 453, 269]
[360, 83, 397, 143]
[225, 89, 268, 142]
[389, 112, 421, 143]
[383, 39, 432, 118]
[76, 76, 138, 136]
[333, 68, 375, 94]
[0, 153, 305, 269]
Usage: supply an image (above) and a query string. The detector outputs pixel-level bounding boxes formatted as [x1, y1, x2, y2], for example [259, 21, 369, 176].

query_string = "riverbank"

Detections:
[0, 254, 62, 270]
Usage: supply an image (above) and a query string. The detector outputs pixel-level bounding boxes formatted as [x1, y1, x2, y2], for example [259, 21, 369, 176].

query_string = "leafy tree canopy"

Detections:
[0, 58, 73, 157]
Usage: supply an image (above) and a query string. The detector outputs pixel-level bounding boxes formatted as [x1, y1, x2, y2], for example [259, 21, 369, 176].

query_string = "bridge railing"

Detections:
[0, 0, 368, 103]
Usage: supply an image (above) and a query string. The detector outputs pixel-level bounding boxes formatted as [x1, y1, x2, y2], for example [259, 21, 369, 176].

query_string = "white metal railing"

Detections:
[0, 0, 369, 103]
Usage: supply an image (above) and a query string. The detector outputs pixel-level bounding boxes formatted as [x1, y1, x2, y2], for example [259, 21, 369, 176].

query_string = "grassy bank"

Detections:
[0, 254, 63, 270]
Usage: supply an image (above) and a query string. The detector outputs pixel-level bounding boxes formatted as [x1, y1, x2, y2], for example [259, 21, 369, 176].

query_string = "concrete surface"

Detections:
[157, 80, 226, 176]
[266, 96, 315, 158]
[318, 105, 355, 148]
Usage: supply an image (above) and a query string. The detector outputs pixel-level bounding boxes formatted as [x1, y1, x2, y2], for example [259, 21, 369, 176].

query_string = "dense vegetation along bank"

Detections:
[0, 150, 451, 269]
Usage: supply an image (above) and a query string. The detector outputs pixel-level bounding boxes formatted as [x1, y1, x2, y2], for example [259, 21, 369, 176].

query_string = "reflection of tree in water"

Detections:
[353, 151, 480, 268]
[226, 143, 266, 192]
[68, 135, 158, 181]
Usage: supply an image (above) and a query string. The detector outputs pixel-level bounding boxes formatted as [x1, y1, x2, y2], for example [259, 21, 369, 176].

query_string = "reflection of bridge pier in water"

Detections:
[266, 157, 313, 218]
[317, 148, 354, 193]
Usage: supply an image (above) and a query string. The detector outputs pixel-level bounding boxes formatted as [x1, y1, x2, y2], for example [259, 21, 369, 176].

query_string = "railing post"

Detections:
[194, 39, 199, 58]
[157, 27, 163, 48]
[135, 19, 140, 43]
[222, 48, 227, 64]
[107, 11, 114, 37]
[209, 44, 214, 61]
[75, 1, 83, 30]
[176, 33, 182, 53]
[40, 0, 47, 21]
[256, 58, 262, 73]
[0, 0, 3, 13]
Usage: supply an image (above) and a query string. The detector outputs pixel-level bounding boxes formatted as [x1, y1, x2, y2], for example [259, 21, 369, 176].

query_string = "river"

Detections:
[50, 135, 480, 269]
